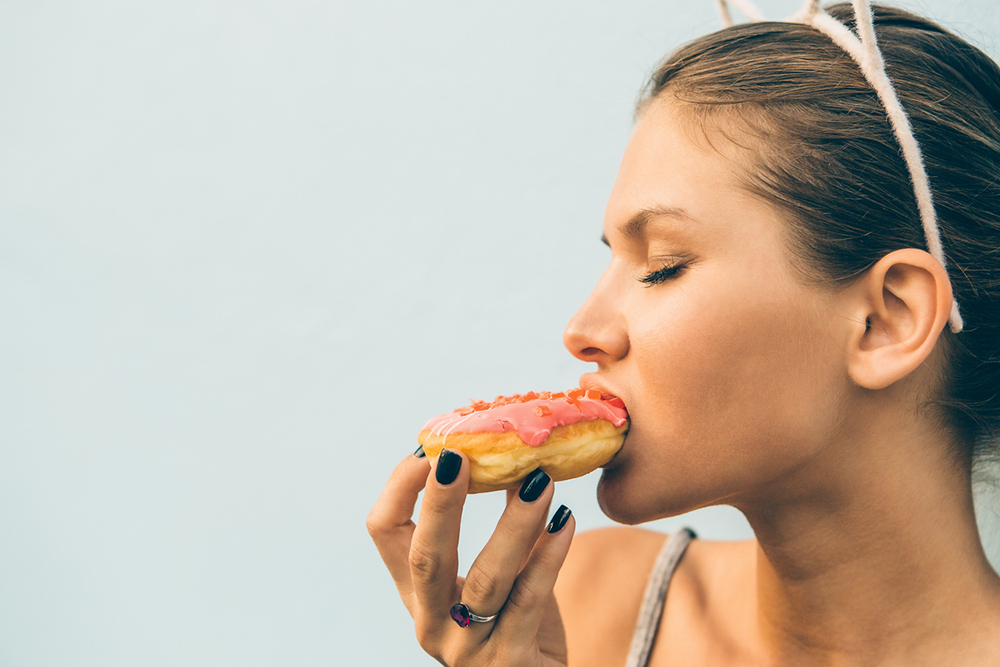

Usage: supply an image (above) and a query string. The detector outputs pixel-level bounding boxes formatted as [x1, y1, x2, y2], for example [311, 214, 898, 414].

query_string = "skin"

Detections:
[368, 98, 1000, 666]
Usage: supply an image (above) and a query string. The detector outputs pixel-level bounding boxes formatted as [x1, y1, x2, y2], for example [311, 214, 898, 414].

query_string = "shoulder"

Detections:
[559, 525, 671, 582]
[553, 527, 673, 666]
[555, 527, 757, 667]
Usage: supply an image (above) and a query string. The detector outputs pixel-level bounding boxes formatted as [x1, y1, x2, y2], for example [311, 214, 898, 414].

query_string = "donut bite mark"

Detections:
[418, 390, 629, 493]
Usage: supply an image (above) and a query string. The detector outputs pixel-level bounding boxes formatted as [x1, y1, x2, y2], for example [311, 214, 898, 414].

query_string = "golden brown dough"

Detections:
[419, 419, 627, 493]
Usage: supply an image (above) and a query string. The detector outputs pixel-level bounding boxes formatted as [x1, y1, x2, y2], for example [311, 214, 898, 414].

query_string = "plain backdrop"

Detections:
[2, 1, 999, 665]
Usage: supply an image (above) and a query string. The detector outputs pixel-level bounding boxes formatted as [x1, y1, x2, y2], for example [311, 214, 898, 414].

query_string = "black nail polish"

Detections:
[436, 449, 461, 485]
[413, 445, 426, 458]
[518, 469, 550, 503]
[546, 505, 572, 533]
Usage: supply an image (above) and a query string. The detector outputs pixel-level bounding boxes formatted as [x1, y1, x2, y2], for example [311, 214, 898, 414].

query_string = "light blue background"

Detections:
[2, 1, 998, 665]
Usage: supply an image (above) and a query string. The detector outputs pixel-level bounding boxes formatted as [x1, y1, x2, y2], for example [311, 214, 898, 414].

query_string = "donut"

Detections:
[418, 389, 629, 493]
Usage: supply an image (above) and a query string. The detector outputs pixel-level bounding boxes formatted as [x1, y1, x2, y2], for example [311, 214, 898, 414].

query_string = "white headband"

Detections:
[715, 0, 964, 333]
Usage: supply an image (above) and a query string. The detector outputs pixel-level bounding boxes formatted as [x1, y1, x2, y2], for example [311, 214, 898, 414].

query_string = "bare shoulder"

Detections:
[557, 525, 670, 597]
[555, 527, 758, 667]
[553, 527, 672, 666]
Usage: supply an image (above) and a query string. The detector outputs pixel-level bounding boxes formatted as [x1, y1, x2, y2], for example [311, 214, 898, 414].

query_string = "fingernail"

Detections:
[413, 445, 426, 458]
[547, 505, 572, 533]
[518, 469, 550, 503]
[436, 449, 462, 485]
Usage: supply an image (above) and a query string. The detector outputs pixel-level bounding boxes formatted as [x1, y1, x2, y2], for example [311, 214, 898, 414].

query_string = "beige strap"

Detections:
[624, 528, 696, 667]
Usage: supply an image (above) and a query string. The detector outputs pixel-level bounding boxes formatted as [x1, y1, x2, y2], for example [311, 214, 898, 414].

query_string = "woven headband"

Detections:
[715, 0, 964, 333]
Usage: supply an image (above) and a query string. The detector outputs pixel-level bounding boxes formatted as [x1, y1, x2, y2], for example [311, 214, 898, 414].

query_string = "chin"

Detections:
[596, 462, 714, 525]
[596, 466, 659, 525]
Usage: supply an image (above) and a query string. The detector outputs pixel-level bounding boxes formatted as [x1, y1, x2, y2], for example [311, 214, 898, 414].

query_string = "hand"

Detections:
[367, 447, 576, 666]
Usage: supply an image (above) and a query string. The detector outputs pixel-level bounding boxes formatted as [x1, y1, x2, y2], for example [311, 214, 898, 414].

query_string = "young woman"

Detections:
[368, 3, 1000, 665]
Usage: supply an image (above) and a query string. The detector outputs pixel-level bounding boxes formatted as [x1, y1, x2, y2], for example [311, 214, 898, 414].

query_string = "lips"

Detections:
[579, 374, 628, 417]
[580, 375, 630, 468]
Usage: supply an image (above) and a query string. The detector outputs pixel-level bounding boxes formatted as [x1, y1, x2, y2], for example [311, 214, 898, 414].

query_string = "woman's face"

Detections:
[564, 100, 852, 524]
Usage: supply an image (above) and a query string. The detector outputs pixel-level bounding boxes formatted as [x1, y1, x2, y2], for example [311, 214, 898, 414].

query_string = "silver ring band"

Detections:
[450, 602, 498, 628]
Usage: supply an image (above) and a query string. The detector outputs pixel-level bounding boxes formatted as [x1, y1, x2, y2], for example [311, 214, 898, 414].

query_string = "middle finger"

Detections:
[459, 469, 554, 624]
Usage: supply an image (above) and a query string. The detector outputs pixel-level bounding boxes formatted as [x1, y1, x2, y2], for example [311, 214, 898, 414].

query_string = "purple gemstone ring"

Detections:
[450, 602, 499, 628]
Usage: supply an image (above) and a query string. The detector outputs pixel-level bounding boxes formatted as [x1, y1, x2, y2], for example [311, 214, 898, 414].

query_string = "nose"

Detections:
[563, 267, 629, 365]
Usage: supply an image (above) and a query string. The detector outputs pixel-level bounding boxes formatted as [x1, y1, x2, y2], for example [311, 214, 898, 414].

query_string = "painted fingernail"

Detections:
[546, 505, 572, 533]
[413, 445, 426, 458]
[518, 469, 550, 503]
[436, 449, 462, 485]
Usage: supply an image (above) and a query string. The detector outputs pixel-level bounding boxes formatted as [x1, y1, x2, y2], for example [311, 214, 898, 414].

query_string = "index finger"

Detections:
[366, 450, 431, 601]
[408, 449, 470, 619]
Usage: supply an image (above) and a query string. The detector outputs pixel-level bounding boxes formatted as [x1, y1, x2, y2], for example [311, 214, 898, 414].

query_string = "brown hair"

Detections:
[641, 3, 1000, 465]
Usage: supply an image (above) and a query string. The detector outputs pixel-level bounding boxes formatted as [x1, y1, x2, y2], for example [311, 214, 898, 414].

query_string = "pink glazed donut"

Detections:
[418, 389, 629, 493]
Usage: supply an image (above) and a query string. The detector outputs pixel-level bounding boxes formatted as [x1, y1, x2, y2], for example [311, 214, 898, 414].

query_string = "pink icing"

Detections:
[421, 392, 629, 447]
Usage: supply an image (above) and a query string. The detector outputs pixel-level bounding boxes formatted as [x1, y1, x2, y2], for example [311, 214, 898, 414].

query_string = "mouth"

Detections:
[579, 374, 630, 468]
[579, 373, 628, 414]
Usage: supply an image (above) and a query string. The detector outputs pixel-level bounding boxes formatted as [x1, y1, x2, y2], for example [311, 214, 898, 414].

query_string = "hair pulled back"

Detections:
[641, 3, 1000, 465]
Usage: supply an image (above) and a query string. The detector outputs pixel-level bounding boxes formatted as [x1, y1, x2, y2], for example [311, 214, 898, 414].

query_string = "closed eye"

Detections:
[639, 261, 687, 286]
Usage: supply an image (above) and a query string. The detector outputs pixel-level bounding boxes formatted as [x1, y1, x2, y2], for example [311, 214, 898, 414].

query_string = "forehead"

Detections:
[605, 99, 747, 230]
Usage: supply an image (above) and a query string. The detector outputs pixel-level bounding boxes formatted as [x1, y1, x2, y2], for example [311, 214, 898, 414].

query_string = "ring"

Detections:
[450, 602, 498, 628]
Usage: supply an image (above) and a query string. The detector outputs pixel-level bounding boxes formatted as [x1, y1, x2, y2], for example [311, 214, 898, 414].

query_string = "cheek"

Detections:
[603, 273, 846, 520]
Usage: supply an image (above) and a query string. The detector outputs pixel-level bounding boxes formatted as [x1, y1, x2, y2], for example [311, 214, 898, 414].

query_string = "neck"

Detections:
[735, 407, 1000, 666]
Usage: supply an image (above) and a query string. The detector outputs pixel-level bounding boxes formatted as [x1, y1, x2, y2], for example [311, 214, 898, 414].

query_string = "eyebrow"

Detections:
[600, 205, 698, 246]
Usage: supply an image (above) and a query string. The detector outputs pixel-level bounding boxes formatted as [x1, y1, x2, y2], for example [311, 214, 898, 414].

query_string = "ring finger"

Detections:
[456, 469, 554, 631]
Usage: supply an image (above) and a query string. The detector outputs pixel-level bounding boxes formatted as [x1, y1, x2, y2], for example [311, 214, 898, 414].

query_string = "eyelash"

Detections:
[639, 261, 686, 286]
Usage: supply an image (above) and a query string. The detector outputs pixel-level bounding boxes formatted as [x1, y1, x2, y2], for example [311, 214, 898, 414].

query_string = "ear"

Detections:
[845, 248, 953, 390]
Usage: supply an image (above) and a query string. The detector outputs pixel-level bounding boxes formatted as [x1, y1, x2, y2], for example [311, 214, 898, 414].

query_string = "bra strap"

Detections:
[624, 527, 697, 667]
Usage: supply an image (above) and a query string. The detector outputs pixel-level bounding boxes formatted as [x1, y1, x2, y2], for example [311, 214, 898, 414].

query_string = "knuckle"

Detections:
[463, 566, 504, 605]
[505, 576, 540, 613]
[408, 539, 444, 581]
[365, 510, 385, 539]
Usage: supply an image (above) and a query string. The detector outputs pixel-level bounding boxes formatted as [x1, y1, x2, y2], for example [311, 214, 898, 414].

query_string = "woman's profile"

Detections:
[368, 2, 1000, 664]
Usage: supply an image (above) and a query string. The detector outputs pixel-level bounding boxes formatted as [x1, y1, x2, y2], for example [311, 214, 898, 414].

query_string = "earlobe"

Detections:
[846, 249, 953, 390]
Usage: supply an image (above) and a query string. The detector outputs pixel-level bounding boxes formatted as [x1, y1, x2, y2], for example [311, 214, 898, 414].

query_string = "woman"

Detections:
[368, 3, 1000, 665]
